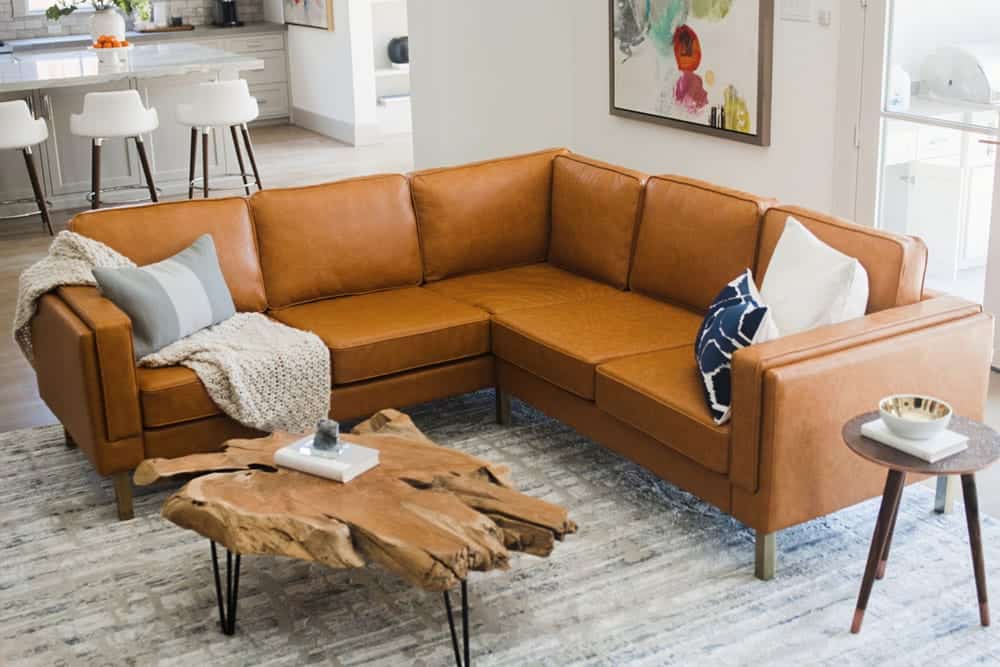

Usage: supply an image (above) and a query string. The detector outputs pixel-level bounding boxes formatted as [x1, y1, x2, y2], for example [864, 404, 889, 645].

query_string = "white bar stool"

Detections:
[0, 100, 53, 235]
[70, 90, 159, 210]
[177, 79, 263, 199]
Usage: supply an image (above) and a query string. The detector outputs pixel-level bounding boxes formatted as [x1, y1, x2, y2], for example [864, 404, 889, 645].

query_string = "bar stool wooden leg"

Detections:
[240, 123, 262, 190]
[133, 135, 158, 203]
[852, 469, 905, 633]
[22, 146, 53, 236]
[230, 125, 250, 196]
[188, 127, 197, 200]
[961, 474, 990, 626]
[202, 129, 210, 199]
[91, 138, 102, 210]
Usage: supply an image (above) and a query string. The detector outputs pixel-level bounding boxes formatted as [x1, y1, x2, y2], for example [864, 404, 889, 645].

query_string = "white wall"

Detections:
[409, 0, 848, 212]
[409, 0, 574, 169]
[573, 0, 841, 210]
[287, 0, 379, 145]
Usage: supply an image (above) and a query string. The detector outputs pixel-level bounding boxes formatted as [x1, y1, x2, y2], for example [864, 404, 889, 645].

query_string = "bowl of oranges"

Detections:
[88, 35, 133, 65]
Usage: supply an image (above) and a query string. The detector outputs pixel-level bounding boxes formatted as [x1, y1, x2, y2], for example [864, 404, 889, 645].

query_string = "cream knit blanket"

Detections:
[14, 232, 330, 433]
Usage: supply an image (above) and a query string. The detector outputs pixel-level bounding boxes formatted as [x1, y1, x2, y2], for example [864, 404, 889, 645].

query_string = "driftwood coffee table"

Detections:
[134, 409, 576, 666]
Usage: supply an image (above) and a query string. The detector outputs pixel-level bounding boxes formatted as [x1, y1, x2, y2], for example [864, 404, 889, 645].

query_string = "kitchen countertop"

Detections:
[8, 21, 285, 53]
[0, 42, 263, 92]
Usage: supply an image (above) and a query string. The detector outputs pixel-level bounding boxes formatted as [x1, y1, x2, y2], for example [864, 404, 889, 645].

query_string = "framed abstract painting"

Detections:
[610, 0, 774, 145]
[284, 0, 334, 30]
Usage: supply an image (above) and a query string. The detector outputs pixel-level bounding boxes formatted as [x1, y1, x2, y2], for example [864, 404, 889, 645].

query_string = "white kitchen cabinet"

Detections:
[250, 82, 290, 119]
[224, 33, 289, 120]
[39, 81, 140, 197]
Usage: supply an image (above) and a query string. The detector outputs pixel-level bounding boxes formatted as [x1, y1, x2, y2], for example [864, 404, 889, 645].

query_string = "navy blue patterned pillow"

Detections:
[696, 270, 775, 425]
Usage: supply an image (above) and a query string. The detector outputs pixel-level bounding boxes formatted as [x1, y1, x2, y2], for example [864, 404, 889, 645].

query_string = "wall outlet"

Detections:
[780, 0, 812, 22]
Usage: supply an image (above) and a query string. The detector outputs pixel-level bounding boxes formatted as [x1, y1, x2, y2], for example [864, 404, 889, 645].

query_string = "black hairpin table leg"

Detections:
[210, 541, 241, 635]
[443, 580, 470, 666]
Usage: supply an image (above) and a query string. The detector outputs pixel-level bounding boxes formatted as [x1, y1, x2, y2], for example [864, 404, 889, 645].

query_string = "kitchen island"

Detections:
[0, 40, 277, 211]
[0, 42, 262, 93]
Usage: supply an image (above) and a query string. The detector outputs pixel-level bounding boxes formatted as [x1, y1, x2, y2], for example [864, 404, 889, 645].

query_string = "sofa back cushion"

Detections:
[548, 154, 647, 289]
[410, 148, 565, 282]
[756, 206, 927, 313]
[250, 175, 423, 309]
[70, 197, 267, 312]
[629, 176, 772, 312]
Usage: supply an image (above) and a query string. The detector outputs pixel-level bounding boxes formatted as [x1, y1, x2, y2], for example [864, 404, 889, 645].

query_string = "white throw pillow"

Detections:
[759, 217, 869, 336]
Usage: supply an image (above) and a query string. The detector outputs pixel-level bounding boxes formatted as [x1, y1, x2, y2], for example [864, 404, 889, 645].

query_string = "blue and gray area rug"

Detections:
[2, 391, 998, 665]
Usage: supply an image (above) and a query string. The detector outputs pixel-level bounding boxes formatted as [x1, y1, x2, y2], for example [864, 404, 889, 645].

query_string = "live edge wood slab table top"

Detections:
[133, 409, 577, 593]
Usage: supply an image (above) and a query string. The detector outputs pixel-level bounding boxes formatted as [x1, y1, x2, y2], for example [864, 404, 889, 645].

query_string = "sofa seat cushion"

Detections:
[424, 263, 620, 314]
[596, 347, 730, 474]
[137, 366, 220, 428]
[271, 288, 491, 384]
[492, 292, 702, 400]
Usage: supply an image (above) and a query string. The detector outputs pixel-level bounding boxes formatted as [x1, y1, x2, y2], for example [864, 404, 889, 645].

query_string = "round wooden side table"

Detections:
[842, 412, 1000, 634]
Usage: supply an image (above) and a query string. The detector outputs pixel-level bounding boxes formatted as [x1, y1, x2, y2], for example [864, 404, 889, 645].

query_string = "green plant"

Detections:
[45, 0, 149, 22]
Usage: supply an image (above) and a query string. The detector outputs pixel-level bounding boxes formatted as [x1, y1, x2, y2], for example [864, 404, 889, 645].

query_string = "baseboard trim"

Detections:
[291, 107, 381, 146]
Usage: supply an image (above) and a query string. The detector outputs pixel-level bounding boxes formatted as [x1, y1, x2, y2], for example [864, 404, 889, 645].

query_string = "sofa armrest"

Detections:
[729, 311, 993, 533]
[730, 295, 986, 493]
[31, 286, 143, 475]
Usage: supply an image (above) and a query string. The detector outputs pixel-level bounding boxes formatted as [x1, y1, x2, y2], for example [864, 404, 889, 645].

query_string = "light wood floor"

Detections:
[5, 124, 1000, 517]
[0, 124, 413, 431]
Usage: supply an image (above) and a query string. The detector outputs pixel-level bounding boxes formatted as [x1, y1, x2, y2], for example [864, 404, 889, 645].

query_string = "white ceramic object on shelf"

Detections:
[878, 394, 953, 440]
[90, 8, 126, 42]
[153, 1, 169, 27]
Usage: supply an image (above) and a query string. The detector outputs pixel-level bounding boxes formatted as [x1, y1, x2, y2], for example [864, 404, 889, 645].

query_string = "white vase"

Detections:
[90, 8, 126, 42]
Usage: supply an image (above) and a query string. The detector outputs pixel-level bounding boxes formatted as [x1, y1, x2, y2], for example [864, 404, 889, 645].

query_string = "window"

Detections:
[16, 0, 95, 17]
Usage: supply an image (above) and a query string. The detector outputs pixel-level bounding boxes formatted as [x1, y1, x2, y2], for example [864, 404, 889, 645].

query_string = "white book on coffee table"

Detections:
[860, 418, 968, 463]
[274, 435, 379, 483]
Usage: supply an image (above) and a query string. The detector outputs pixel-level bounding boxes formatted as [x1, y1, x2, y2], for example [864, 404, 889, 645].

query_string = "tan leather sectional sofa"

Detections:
[30, 148, 994, 579]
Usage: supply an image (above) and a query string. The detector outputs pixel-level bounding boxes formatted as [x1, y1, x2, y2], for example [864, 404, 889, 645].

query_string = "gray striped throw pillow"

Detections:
[93, 234, 236, 359]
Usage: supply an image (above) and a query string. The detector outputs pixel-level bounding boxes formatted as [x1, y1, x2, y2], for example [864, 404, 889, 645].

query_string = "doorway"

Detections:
[851, 0, 1000, 363]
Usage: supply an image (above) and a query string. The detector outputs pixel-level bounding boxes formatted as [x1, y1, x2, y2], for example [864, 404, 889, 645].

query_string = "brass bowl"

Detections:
[879, 395, 952, 440]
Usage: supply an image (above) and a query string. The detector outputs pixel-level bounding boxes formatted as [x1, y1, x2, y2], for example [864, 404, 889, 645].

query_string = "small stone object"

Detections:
[313, 419, 345, 456]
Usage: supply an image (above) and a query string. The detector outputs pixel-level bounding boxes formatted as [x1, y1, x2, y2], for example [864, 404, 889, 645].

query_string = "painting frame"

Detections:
[284, 0, 334, 31]
[608, 0, 774, 146]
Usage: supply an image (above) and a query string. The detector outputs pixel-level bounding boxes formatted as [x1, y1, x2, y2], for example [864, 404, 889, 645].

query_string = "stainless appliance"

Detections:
[212, 0, 243, 27]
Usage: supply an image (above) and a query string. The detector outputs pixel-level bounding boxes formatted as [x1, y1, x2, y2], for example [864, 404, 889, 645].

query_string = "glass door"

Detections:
[869, 0, 1000, 304]
[853, 0, 1000, 365]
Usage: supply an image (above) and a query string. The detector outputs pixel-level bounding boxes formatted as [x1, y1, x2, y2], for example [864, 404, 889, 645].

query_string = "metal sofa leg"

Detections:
[113, 471, 134, 521]
[496, 389, 512, 426]
[935, 475, 957, 514]
[755, 531, 776, 580]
